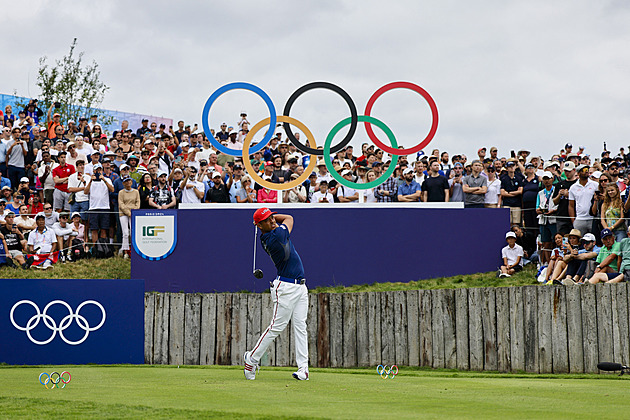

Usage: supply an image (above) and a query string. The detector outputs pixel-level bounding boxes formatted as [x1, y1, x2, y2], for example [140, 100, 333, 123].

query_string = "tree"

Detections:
[35, 38, 114, 132]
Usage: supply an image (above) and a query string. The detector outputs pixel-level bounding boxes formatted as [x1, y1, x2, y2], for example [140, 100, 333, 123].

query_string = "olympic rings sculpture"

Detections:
[377, 364, 399, 379]
[201, 81, 438, 191]
[39, 371, 71, 389]
[10, 300, 106, 345]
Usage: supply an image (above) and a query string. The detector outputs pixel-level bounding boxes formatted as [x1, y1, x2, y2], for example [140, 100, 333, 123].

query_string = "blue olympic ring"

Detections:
[39, 371, 71, 389]
[201, 82, 277, 157]
[376, 364, 398, 379]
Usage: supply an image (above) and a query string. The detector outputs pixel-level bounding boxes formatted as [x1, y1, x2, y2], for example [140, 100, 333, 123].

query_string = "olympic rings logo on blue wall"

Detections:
[201, 81, 438, 190]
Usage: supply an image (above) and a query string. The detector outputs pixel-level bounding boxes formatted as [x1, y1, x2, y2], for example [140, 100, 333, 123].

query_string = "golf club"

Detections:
[253, 225, 263, 279]
[597, 362, 629, 375]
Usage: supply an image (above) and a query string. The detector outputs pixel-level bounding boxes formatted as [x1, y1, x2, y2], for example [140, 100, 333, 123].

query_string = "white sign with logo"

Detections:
[132, 211, 177, 260]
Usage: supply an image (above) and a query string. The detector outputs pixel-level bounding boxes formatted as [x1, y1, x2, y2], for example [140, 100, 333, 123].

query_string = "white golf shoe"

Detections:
[243, 351, 259, 380]
[292, 368, 309, 381]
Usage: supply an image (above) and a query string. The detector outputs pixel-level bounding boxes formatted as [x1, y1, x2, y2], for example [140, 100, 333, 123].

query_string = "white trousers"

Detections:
[251, 279, 309, 370]
[119, 215, 131, 251]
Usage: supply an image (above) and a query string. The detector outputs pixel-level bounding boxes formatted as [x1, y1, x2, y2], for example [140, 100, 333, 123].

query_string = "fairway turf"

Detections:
[1, 366, 630, 419]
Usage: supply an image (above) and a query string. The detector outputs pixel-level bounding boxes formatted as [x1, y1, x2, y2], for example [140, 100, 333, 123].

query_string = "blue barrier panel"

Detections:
[132, 205, 510, 293]
[0, 279, 144, 365]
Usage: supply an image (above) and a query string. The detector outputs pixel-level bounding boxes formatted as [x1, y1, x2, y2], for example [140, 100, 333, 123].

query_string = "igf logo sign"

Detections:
[143, 226, 165, 237]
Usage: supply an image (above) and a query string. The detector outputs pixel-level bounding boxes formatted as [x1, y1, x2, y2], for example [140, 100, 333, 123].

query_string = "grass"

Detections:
[0, 365, 628, 419]
[0, 257, 131, 279]
[311, 265, 539, 293]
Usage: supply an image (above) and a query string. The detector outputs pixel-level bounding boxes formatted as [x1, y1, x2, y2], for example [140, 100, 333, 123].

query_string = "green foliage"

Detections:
[35, 38, 114, 132]
[0, 257, 130, 279]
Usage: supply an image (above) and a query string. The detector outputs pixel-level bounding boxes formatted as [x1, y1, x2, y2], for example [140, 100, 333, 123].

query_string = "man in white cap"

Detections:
[149, 171, 176, 209]
[499, 231, 524, 278]
[553, 160, 578, 235]
[536, 171, 559, 266]
[83, 163, 114, 246]
[336, 170, 359, 202]
[569, 164, 598, 235]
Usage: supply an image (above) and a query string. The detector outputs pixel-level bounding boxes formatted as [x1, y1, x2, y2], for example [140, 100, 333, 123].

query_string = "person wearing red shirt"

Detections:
[52, 151, 75, 212]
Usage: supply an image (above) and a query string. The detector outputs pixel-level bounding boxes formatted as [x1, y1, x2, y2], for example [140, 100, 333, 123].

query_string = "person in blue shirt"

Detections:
[244, 208, 309, 381]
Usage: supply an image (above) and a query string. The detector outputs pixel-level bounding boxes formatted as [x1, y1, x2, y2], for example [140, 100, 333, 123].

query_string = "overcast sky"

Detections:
[2, 0, 630, 161]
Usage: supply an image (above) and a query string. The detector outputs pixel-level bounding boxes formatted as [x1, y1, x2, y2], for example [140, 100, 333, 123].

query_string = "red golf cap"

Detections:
[253, 207, 276, 224]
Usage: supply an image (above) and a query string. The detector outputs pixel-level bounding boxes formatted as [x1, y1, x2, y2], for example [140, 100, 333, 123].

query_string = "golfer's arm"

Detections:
[274, 214, 294, 233]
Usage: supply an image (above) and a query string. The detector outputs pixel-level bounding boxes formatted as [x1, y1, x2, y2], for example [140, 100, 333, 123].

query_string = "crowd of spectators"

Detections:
[1, 100, 629, 277]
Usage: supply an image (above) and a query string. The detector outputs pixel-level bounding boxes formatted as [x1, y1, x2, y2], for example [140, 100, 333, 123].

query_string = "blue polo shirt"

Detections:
[261, 224, 305, 280]
[398, 180, 422, 201]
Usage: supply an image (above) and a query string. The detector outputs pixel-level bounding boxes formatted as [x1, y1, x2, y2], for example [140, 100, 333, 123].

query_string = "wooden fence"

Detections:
[143, 283, 630, 373]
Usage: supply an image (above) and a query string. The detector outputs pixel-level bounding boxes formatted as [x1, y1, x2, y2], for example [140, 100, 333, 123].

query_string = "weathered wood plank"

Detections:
[565, 285, 584, 373]
[144, 293, 155, 364]
[307, 294, 319, 368]
[597, 284, 614, 366]
[406, 290, 420, 367]
[199, 294, 217, 365]
[393, 291, 408, 366]
[343, 294, 358, 368]
[419, 290, 432, 367]
[260, 293, 275, 367]
[537, 287, 553, 373]
[381, 292, 395, 365]
[581, 285, 598, 373]
[455, 288, 469, 371]
[246, 294, 262, 352]
[442, 289, 457, 369]
[231, 294, 248, 366]
[468, 288, 483, 371]
[551, 287, 569, 373]
[356, 293, 370, 367]
[481, 288, 497, 371]
[523, 287, 539, 373]
[612, 284, 630, 367]
[183, 294, 202, 365]
[495, 287, 511, 372]
[153, 293, 170, 365]
[509, 287, 525, 372]
[329, 293, 343, 368]
[367, 292, 382, 366]
[317, 293, 330, 368]
[431, 289, 445, 369]
[168, 293, 185, 365]
[215, 294, 232, 365]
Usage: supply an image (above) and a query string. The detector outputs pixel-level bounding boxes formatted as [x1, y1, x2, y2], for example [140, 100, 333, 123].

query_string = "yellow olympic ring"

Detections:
[242, 116, 318, 191]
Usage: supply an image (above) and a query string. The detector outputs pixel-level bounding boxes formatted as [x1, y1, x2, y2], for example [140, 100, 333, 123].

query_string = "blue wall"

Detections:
[132, 206, 510, 293]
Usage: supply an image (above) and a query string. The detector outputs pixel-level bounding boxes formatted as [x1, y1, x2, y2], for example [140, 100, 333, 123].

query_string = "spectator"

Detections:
[138, 174, 154, 209]
[119, 177, 141, 258]
[569, 164, 598, 235]
[421, 162, 449, 202]
[0, 170, 10, 190]
[500, 161, 523, 226]
[484, 165, 501, 208]
[46, 107, 62, 140]
[67, 160, 90, 221]
[310, 180, 333, 203]
[499, 231, 523, 278]
[6, 128, 28, 188]
[6, 193, 24, 215]
[337, 170, 359, 203]
[15, 204, 36, 233]
[521, 163, 540, 233]
[237, 176, 258, 203]
[600, 182, 626, 242]
[36, 203, 59, 228]
[70, 212, 87, 253]
[588, 228, 621, 284]
[181, 167, 205, 204]
[84, 163, 114, 247]
[52, 212, 76, 263]
[26, 214, 57, 270]
[462, 160, 488, 208]
[0, 212, 31, 269]
[554, 161, 578, 235]
[256, 176, 278, 204]
[362, 170, 378, 203]
[148, 171, 176, 210]
[52, 152, 75, 212]
[27, 193, 43, 216]
[560, 233, 600, 285]
[449, 162, 464, 202]
[536, 171, 559, 266]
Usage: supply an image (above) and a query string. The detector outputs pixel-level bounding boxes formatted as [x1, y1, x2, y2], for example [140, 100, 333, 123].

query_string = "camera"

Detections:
[95, 173, 101, 181]
[54, 102, 61, 109]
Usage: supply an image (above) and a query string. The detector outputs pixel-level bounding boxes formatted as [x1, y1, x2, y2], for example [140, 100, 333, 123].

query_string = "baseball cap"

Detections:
[506, 232, 516, 239]
[454, 162, 463, 168]
[601, 228, 614, 239]
[543, 161, 558, 169]
[478, 147, 486, 153]
[158, 171, 168, 177]
[524, 163, 535, 169]
[180, 142, 190, 148]
[582, 233, 596, 242]
[403, 168, 414, 175]
[565, 143, 573, 149]
[591, 171, 602, 179]
[212, 172, 222, 178]
[490, 146, 498, 152]
[250, 159, 260, 165]
[542, 171, 554, 179]
[19, 177, 29, 183]
[341, 169, 352, 177]
[505, 161, 516, 167]
[93, 163, 103, 170]
[122, 176, 132, 182]
[143, 139, 153, 145]
[66, 141, 75, 148]
[253, 207, 277, 224]
[71, 212, 81, 219]
[264, 161, 274, 167]
[567, 153, 579, 159]
[1, 186, 11, 191]
[576, 164, 589, 172]
[120, 164, 130, 170]
[563, 161, 576, 171]
[53, 113, 61, 118]
[127, 154, 139, 162]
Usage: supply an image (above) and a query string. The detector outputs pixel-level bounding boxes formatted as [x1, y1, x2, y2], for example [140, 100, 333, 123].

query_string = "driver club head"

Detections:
[253, 269, 264, 279]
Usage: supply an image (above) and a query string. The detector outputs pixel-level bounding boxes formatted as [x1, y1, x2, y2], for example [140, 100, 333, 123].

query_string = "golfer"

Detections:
[244, 208, 309, 381]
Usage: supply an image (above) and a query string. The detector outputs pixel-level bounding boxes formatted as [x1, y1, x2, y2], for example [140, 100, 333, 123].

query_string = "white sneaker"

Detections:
[243, 351, 259, 380]
[498, 273, 507, 278]
[292, 368, 309, 381]
[42, 260, 53, 270]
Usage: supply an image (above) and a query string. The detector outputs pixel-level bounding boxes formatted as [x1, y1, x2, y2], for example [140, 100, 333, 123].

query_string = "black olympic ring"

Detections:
[282, 81, 358, 156]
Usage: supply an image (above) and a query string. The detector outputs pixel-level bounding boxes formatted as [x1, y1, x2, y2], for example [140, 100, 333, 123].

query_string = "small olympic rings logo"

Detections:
[39, 371, 71, 389]
[377, 364, 398, 379]
[10, 300, 106, 345]
[201, 81, 439, 191]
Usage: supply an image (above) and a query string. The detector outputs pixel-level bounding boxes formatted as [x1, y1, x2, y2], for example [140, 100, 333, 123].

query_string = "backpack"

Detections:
[93, 237, 114, 259]
[70, 238, 86, 261]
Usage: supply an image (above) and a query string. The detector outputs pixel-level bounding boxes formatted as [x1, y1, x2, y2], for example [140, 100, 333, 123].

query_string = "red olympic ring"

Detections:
[364, 81, 439, 155]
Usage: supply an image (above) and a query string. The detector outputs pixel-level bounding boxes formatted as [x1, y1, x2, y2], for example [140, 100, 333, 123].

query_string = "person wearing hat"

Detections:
[568, 164, 598, 235]
[84, 163, 114, 248]
[500, 160, 524, 225]
[587, 228, 621, 284]
[136, 118, 151, 138]
[67, 159, 92, 222]
[179, 166, 205, 204]
[65, 140, 87, 168]
[51, 151, 75, 213]
[52, 212, 76, 263]
[126, 154, 143, 183]
[396, 167, 422, 202]
[310, 179, 333, 203]
[335, 170, 359, 203]
[499, 231, 524, 278]
[553, 160, 578, 235]
[282, 174, 307, 203]
[6, 127, 29, 190]
[315, 159, 332, 184]
[118, 176, 141, 258]
[536, 171, 560, 266]
[559, 233, 601, 285]
[46, 104, 63, 140]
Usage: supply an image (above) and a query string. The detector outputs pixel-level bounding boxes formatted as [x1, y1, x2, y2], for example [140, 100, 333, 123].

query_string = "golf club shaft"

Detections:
[253, 225, 258, 272]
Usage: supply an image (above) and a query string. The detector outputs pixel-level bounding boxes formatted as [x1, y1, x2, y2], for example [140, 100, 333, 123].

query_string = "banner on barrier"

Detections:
[132, 210, 177, 261]
[0, 279, 144, 365]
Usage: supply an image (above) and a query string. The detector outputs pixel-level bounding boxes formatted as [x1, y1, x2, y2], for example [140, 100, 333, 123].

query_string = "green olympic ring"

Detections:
[324, 115, 398, 190]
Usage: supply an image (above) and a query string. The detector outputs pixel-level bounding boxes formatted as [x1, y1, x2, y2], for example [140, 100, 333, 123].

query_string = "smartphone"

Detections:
[562, 237, 568, 247]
